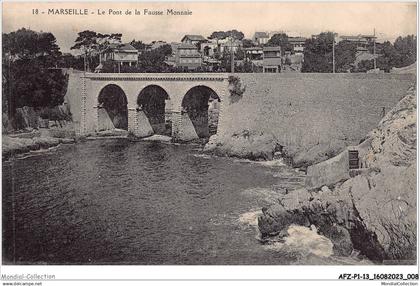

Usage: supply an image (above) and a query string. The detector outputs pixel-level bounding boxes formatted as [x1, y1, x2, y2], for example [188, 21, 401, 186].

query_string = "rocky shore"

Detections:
[258, 86, 416, 262]
[203, 130, 348, 167]
[204, 130, 283, 161]
[2, 128, 76, 160]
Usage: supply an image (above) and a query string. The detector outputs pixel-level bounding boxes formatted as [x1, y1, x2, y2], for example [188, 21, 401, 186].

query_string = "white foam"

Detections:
[233, 158, 286, 168]
[238, 210, 262, 227]
[265, 225, 334, 258]
[191, 153, 213, 159]
[257, 158, 286, 167]
[141, 134, 172, 142]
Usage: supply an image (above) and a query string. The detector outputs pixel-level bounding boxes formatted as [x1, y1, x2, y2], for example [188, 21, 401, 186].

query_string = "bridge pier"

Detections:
[128, 108, 154, 137]
[214, 89, 227, 137]
[171, 109, 199, 141]
[127, 108, 136, 134]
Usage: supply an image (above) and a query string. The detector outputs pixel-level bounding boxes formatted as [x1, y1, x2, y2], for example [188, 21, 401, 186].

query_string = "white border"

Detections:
[0, 0, 419, 284]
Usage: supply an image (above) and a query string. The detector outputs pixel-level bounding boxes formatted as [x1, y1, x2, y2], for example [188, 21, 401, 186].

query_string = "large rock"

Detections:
[258, 202, 309, 237]
[286, 138, 348, 168]
[204, 130, 281, 160]
[2, 135, 74, 160]
[305, 148, 351, 189]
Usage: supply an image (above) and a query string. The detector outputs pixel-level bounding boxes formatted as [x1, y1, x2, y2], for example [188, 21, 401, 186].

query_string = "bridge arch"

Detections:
[181, 85, 221, 138]
[137, 85, 171, 135]
[97, 84, 128, 131]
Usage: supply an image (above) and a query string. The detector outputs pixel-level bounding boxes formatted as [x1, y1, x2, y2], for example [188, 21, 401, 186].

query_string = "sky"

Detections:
[3, 1, 417, 53]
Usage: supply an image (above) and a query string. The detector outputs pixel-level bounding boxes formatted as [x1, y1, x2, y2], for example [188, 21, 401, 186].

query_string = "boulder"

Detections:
[289, 138, 348, 168]
[204, 130, 280, 160]
[305, 149, 350, 189]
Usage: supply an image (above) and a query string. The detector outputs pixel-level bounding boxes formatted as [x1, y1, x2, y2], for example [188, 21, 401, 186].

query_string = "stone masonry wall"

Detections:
[218, 73, 415, 164]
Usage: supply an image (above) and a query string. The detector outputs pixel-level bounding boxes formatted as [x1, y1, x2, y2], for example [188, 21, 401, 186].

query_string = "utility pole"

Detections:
[373, 28, 377, 70]
[332, 33, 336, 73]
[83, 53, 86, 75]
[230, 34, 235, 73]
[83, 46, 87, 75]
[7, 54, 13, 121]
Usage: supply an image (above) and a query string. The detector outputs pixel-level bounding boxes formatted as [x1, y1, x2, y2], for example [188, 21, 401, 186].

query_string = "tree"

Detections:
[2, 28, 67, 120]
[376, 41, 398, 72]
[135, 44, 173, 72]
[266, 33, 292, 54]
[227, 30, 244, 40]
[130, 40, 146, 52]
[11, 59, 67, 107]
[209, 30, 244, 40]
[357, 59, 375, 72]
[393, 35, 416, 68]
[3, 28, 61, 66]
[219, 49, 232, 72]
[357, 36, 416, 72]
[334, 41, 357, 72]
[209, 31, 227, 40]
[301, 32, 335, 73]
[234, 61, 254, 73]
[3, 28, 39, 59]
[58, 53, 84, 70]
[354, 36, 416, 73]
[70, 30, 122, 71]
[37, 32, 62, 62]
[242, 39, 255, 49]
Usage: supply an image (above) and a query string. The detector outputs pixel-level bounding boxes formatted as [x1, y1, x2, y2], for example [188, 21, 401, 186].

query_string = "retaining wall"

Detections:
[220, 73, 415, 156]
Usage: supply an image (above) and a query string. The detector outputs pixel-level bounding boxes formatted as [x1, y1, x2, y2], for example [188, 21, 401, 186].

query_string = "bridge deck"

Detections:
[83, 73, 230, 81]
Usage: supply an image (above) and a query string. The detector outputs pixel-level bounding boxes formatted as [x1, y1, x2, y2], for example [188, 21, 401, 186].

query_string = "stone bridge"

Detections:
[79, 73, 230, 140]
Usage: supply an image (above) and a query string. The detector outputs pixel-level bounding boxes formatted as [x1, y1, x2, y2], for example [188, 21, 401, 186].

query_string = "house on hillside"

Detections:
[253, 32, 270, 46]
[263, 46, 282, 73]
[339, 35, 377, 52]
[288, 37, 307, 54]
[181, 35, 207, 46]
[244, 47, 263, 61]
[217, 37, 243, 53]
[200, 40, 218, 57]
[100, 43, 138, 67]
[150, 41, 168, 50]
[176, 43, 202, 70]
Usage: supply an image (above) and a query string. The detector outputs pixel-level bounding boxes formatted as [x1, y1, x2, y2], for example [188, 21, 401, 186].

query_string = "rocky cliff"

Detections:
[258, 86, 417, 262]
